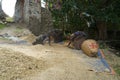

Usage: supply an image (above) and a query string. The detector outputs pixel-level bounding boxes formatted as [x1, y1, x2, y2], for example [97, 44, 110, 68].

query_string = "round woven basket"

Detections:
[81, 39, 99, 57]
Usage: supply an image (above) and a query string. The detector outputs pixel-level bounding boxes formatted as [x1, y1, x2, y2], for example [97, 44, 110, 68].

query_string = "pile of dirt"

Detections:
[20, 34, 36, 43]
[0, 47, 48, 80]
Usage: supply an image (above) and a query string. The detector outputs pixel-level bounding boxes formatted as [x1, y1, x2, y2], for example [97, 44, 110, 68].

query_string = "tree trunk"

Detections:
[96, 21, 107, 40]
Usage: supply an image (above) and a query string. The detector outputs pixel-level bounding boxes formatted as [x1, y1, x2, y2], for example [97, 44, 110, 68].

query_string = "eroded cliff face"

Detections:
[14, 0, 53, 36]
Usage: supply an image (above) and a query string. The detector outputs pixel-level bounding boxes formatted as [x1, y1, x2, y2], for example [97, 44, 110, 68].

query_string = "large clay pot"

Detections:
[81, 39, 99, 57]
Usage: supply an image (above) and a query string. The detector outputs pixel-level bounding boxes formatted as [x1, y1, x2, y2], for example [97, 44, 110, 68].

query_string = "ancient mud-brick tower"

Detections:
[14, 0, 53, 36]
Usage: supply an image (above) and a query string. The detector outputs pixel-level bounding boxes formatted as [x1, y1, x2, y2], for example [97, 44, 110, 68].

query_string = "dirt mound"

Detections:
[20, 34, 36, 43]
[0, 47, 48, 80]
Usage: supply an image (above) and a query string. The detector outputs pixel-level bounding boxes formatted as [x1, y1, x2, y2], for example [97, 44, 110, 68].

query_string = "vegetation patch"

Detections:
[104, 49, 120, 77]
[114, 65, 120, 75]
[0, 23, 6, 29]
[6, 17, 14, 22]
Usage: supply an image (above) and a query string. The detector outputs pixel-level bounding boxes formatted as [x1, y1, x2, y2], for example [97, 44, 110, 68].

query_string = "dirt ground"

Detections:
[0, 23, 120, 80]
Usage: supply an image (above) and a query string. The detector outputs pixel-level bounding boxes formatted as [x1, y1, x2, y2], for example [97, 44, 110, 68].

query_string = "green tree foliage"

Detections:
[44, 0, 120, 32]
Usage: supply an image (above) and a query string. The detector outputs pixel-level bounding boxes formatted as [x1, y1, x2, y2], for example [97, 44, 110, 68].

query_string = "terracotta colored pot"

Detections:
[81, 39, 99, 57]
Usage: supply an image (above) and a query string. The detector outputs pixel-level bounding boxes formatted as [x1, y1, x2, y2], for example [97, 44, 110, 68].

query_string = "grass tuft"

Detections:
[0, 23, 6, 29]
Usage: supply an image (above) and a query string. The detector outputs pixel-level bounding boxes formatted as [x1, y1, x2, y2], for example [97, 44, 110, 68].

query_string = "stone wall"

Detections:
[29, 7, 53, 36]
[41, 7, 53, 34]
[14, 0, 53, 36]
[23, 0, 29, 23]
[27, 0, 41, 36]
[14, 0, 24, 22]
